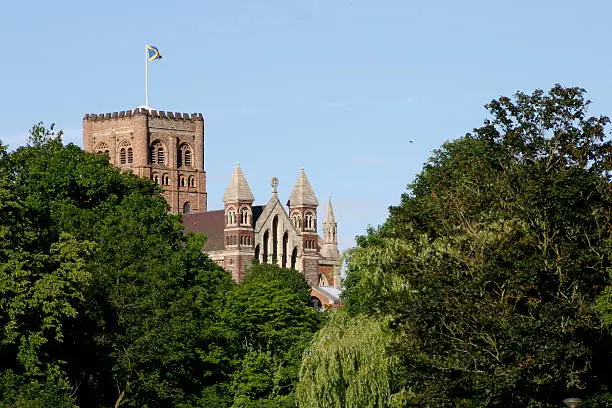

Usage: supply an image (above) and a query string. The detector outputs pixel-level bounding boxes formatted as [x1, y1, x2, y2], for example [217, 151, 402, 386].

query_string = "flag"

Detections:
[146, 45, 162, 61]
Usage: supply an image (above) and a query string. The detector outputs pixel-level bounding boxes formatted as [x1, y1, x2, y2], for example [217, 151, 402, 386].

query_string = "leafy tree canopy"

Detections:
[0, 124, 234, 408]
[341, 86, 612, 407]
[223, 263, 322, 408]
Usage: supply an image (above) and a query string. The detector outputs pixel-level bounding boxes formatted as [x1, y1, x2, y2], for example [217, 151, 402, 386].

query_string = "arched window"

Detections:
[226, 208, 236, 225]
[178, 143, 192, 167]
[263, 230, 269, 263]
[305, 211, 316, 230]
[282, 232, 288, 268]
[240, 207, 251, 225]
[254, 244, 260, 261]
[127, 147, 133, 164]
[291, 247, 298, 270]
[291, 213, 301, 229]
[162, 173, 169, 185]
[183, 202, 191, 214]
[188, 176, 196, 188]
[180, 175, 185, 187]
[152, 173, 159, 184]
[117, 140, 132, 165]
[272, 216, 279, 264]
[150, 141, 165, 165]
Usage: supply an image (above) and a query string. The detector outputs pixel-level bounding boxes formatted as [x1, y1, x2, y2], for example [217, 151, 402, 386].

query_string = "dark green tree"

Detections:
[0, 124, 234, 407]
[341, 86, 612, 406]
[222, 263, 322, 407]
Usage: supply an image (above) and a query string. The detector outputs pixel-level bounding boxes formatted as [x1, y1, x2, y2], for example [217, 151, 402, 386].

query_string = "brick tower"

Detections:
[222, 163, 255, 282]
[82, 107, 207, 214]
[288, 168, 319, 287]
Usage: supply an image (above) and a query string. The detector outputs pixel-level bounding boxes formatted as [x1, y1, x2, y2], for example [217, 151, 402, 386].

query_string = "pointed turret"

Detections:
[320, 197, 341, 289]
[287, 168, 319, 287]
[223, 162, 254, 203]
[323, 198, 337, 244]
[288, 168, 319, 207]
[222, 163, 255, 283]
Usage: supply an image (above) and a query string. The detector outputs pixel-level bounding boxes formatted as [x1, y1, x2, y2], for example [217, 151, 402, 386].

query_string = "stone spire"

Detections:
[323, 197, 337, 244]
[288, 168, 319, 207]
[223, 162, 254, 203]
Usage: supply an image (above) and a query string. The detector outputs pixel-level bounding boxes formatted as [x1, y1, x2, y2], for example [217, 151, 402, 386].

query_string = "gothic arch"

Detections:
[272, 216, 279, 264]
[290, 246, 298, 270]
[282, 231, 288, 268]
[263, 230, 269, 263]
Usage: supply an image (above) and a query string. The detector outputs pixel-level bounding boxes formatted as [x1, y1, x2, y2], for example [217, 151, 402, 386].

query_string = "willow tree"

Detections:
[297, 310, 403, 408]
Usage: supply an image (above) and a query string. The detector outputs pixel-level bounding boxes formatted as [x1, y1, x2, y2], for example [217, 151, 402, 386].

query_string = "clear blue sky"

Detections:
[2, 0, 612, 253]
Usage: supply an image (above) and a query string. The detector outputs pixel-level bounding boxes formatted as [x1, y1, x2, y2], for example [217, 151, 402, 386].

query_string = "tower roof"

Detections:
[288, 168, 319, 207]
[223, 163, 254, 203]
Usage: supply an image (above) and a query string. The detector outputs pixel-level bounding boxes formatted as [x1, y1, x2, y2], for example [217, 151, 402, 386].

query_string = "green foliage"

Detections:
[223, 263, 322, 407]
[0, 370, 76, 408]
[297, 310, 402, 408]
[341, 86, 612, 406]
[0, 125, 234, 407]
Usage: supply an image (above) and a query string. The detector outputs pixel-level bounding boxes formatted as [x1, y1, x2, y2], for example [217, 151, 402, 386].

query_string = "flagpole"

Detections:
[145, 44, 149, 108]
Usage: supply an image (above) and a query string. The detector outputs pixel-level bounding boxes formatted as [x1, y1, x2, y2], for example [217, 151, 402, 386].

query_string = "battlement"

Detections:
[83, 108, 203, 121]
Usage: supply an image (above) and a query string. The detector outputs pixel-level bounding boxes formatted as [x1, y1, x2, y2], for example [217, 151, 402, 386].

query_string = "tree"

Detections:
[222, 263, 322, 407]
[341, 86, 612, 406]
[297, 310, 402, 408]
[0, 125, 234, 407]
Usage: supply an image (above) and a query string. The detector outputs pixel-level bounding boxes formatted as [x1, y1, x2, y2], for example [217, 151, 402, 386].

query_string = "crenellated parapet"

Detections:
[83, 108, 203, 121]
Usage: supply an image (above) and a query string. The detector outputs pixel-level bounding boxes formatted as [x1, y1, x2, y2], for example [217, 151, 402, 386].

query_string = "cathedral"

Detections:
[82, 107, 342, 308]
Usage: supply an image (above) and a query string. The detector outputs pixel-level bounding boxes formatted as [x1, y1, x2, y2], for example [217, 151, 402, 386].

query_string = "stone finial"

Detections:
[271, 177, 279, 194]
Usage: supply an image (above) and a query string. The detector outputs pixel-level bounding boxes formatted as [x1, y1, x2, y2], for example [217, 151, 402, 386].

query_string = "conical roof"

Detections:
[223, 163, 254, 203]
[325, 198, 336, 224]
[288, 168, 319, 207]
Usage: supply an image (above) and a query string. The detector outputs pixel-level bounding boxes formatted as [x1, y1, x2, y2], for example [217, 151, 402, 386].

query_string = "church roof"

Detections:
[288, 168, 319, 207]
[182, 206, 265, 251]
[223, 163, 254, 203]
[183, 210, 225, 251]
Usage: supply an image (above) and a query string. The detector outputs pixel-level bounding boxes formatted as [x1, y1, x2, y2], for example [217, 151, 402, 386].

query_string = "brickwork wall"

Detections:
[82, 108, 207, 214]
[302, 256, 320, 288]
